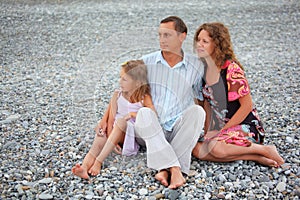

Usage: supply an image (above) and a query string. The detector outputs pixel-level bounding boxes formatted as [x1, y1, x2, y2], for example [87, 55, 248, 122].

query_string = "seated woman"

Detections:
[192, 22, 284, 167]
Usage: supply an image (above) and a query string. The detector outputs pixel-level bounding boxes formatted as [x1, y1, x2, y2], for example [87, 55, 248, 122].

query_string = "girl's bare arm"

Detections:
[143, 94, 156, 112]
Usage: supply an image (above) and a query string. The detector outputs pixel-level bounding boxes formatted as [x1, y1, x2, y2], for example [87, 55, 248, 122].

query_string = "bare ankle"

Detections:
[94, 159, 102, 167]
[170, 166, 181, 173]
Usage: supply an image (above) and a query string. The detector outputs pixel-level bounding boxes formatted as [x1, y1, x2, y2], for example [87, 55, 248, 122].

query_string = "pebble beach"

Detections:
[0, 0, 299, 199]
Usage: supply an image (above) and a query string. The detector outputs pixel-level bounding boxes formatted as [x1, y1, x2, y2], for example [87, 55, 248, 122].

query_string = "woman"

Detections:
[192, 22, 284, 167]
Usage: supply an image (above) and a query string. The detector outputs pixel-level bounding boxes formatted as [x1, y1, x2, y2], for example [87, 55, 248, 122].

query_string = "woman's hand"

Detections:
[205, 130, 219, 139]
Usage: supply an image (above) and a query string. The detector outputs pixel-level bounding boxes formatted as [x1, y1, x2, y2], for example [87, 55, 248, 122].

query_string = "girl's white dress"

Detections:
[115, 91, 143, 156]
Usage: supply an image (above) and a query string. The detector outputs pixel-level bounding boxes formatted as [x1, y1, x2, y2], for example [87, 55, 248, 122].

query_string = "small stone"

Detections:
[85, 194, 94, 199]
[258, 174, 270, 182]
[22, 186, 31, 190]
[285, 136, 293, 143]
[41, 150, 50, 155]
[284, 170, 291, 175]
[217, 193, 225, 199]
[0, 114, 21, 124]
[38, 178, 52, 184]
[2, 141, 20, 150]
[49, 170, 55, 177]
[225, 193, 232, 199]
[16, 185, 24, 195]
[139, 188, 148, 195]
[109, 166, 118, 171]
[228, 174, 236, 181]
[294, 188, 300, 197]
[168, 190, 180, 200]
[204, 192, 211, 199]
[188, 170, 197, 176]
[218, 174, 227, 183]
[38, 193, 53, 200]
[155, 193, 164, 199]
[118, 186, 124, 193]
[276, 182, 286, 192]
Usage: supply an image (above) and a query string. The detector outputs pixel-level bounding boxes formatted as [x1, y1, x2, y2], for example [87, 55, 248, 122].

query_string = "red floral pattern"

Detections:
[224, 61, 250, 101]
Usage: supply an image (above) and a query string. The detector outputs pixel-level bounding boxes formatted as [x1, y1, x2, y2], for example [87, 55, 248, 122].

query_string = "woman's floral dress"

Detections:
[202, 60, 265, 146]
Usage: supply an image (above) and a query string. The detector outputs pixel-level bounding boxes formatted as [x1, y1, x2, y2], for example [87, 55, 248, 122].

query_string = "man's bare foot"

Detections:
[265, 145, 284, 166]
[168, 167, 186, 189]
[88, 160, 102, 176]
[155, 170, 169, 187]
[72, 163, 90, 179]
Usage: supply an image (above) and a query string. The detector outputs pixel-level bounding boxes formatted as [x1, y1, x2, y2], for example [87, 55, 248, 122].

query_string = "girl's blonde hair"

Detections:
[121, 60, 151, 102]
[193, 22, 243, 69]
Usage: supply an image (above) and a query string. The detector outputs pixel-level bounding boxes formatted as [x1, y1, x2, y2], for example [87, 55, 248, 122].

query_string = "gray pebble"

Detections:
[38, 193, 53, 200]
[276, 182, 286, 192]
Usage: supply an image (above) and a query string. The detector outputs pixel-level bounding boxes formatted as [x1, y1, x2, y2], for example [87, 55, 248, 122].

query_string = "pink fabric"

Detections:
[224, 61, 250, 102]
[209, 125, 255, 147]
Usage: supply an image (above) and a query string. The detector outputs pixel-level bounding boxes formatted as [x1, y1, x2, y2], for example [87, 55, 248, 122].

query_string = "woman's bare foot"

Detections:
[72, 163, 90, 179]
[257, 156, 279, 167]
[168, 167, 186, 189]
[264, 145, 284, 166]
[88, 160, 102, 176]
[155, 170, 169, 187]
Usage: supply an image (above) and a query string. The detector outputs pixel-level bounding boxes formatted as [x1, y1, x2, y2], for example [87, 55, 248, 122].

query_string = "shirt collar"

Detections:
[156, 50, 187, 69]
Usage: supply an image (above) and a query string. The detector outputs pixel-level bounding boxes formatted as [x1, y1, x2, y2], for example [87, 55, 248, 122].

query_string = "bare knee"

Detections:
[135, 107, 154, 126]
[192, 142, 210, 160]
[192, 142, 201, 158]
[207, 142, 227, 159]
[115, 118, 127, 132]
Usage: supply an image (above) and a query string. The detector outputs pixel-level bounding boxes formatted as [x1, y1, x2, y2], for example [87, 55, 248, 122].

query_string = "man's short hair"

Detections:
[160, 16, 188, 34]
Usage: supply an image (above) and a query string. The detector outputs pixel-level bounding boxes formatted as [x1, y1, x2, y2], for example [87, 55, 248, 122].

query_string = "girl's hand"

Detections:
[95, 119, 107, 137]
[123, 113, 131, 121]
[113, 145, 122, 155]
[124, 112, 136, 121]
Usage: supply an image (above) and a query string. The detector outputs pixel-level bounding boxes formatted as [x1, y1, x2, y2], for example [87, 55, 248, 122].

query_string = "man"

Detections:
[134, 16, 205, 189]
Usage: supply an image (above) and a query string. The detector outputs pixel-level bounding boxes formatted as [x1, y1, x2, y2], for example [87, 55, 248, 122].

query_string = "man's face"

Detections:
[158, 22, 185, 53]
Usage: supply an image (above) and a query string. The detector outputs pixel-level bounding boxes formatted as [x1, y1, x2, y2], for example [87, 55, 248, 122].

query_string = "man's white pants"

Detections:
[135, 105, 205, 174]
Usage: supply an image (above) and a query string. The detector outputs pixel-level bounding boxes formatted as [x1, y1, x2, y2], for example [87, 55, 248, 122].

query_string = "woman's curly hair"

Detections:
[193, 22, 243, 69]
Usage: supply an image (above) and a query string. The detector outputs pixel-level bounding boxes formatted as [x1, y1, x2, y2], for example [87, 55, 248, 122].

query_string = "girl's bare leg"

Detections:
[72, 134, 107, 179]
[89, 118, 126, 176]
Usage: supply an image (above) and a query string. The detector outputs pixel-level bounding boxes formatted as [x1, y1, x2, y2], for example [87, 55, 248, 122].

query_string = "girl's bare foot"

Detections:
[155, 170, 169, 187]
[168, 167, 186, 189]
[88, 160, 102, 176]
[72, 163, 90, 179]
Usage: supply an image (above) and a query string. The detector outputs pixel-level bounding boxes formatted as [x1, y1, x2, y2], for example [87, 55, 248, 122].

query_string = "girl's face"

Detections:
[195, 30, 215, 59]
[119, 68, 137, 93]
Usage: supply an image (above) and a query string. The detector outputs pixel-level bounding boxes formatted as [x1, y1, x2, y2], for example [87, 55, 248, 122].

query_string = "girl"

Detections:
[192, 22, 284, 167]
[72, 60, 155, 179]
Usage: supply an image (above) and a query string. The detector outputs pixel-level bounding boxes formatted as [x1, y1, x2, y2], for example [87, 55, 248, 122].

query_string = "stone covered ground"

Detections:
[0, 0, 299, 199]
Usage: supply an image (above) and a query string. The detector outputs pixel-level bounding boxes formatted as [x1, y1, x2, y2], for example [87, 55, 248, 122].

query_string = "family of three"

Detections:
[72, 16, 284, 189]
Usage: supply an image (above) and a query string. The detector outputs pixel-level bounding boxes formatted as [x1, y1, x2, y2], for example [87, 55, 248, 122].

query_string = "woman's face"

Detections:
[195, 30, 215, 59]
[119, 68, 136, 93]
